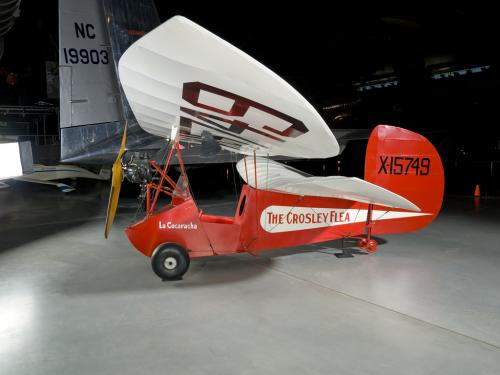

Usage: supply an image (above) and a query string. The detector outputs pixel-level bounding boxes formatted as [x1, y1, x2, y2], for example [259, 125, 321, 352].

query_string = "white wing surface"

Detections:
[236, 157, 420, 212]
[118, 16, 339, 158]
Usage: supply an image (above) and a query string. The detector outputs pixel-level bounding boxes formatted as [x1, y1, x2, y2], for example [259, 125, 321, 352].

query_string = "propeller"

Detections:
[104, 124, 127, 238]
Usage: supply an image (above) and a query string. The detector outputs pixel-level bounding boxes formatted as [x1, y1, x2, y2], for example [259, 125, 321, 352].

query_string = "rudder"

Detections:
[364, 125, 444, 235]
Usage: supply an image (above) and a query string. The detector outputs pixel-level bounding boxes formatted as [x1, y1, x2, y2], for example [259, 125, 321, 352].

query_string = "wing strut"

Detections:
[146, 141, 190, 214]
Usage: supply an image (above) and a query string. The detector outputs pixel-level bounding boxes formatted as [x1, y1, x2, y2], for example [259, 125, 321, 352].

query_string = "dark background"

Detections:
[1, 1, 499, 195]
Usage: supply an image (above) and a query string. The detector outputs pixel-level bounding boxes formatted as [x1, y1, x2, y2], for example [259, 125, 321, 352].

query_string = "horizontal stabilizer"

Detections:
[236, 157, 420, 212]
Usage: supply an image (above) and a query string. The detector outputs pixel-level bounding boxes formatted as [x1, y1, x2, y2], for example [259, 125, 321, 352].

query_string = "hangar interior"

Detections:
[1, 1, 500, 374]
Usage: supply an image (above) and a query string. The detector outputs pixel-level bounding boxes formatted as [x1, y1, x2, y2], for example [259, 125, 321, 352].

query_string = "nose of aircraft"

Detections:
[125, 218, 156, 256]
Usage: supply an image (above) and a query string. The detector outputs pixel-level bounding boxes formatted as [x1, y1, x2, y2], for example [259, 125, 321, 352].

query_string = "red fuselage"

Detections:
[125, 184, 431, 259]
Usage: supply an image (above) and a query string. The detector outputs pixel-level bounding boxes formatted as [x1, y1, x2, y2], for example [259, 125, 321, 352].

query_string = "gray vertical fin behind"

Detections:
[101, 0, 163, 153]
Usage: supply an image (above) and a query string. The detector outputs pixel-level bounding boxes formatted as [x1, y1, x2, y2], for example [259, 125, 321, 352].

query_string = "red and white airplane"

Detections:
[105, 16, 444, 281]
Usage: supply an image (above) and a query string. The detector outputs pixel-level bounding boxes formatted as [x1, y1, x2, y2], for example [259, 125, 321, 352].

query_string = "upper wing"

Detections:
[118, 16, 339, 158]
[236, 157, 420, 212]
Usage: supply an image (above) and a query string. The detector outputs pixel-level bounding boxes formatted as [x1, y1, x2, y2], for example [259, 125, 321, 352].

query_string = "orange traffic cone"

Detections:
[474, 184, 481, 197]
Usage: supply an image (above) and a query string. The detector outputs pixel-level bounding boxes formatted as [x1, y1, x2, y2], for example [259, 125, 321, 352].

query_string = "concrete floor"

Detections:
[1, 181, 500, 374]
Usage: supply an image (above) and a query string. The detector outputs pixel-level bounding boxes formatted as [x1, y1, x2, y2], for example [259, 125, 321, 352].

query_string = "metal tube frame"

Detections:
[146, 141, 190, 215]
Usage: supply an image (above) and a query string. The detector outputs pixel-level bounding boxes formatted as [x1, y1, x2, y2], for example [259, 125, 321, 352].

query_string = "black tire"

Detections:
[151, 243, 190, 281]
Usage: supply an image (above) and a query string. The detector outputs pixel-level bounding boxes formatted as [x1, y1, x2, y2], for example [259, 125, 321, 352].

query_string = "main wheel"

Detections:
[151, 243, 190, 281]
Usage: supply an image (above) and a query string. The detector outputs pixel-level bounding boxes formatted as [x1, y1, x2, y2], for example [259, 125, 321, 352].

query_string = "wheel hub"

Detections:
[164, 256, 177, 270]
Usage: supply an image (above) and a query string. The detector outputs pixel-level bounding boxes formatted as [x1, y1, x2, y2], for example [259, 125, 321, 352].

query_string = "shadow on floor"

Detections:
[246, 236, 388, 260]
[59, 254, 274, 295]
[0, 181, 108, 254]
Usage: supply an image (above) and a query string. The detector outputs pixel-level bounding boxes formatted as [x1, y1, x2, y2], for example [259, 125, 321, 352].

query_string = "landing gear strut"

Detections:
[336, 203, 379, 257]
[358, 203, 378, 253]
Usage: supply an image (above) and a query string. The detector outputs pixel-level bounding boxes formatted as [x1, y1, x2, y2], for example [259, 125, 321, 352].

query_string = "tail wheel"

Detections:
[356, 238, 378, 253]
[356, 238, 367, 248]
[366, 239, 378, 253]
[151, 243, 190, 281]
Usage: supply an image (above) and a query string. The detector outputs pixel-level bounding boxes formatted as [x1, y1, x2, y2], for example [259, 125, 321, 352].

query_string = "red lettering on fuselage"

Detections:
[278, 210, 351, 226]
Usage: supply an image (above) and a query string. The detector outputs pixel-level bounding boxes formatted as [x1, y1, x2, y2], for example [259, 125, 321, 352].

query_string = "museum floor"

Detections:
[1, 181, 499, 374]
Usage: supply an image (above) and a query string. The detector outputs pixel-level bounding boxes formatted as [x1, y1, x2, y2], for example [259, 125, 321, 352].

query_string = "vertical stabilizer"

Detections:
[364, 125, 445, 234]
